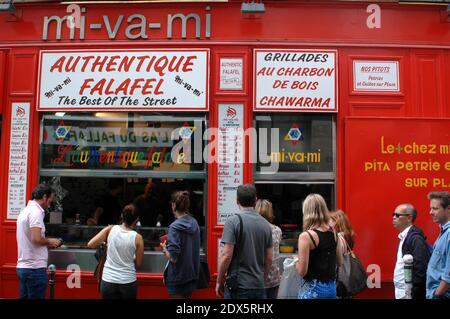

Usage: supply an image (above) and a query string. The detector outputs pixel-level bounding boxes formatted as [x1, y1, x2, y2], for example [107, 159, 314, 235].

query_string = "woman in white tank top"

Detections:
[88, 203, 144, 299]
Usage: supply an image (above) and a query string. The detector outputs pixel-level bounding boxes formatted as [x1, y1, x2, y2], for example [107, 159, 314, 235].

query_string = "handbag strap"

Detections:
[339, 233, 355, 258]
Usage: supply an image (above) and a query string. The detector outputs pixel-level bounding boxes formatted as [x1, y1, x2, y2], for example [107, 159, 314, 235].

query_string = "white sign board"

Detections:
[353, 60, 399, 92]
[37, 49, 209, 111]
[254, 49, 337, 112]
[219, 58, 243, 90]
[7, 103, 30, 219]
[217, 104, 244, 225]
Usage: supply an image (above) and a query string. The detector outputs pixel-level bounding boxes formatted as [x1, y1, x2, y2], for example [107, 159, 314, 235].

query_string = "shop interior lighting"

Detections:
[241, 0, 265, 14]
[0, 0, 15, 11]
[55, 112, 66, 117]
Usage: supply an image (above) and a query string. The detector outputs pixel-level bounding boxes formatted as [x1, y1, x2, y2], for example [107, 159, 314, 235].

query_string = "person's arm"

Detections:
[162, 227, 181, 263]
[264, 246, 273, 281]
[92, 207, 103, 225]
[30, 228, 61, 248]
[433, 241, 450, 298]
[87, 225, 113, 248]
[336, 234, 344, 267]
[296, 231, 313, 277]
[216, 243, 234, 298]
[134, 233, 144, 268]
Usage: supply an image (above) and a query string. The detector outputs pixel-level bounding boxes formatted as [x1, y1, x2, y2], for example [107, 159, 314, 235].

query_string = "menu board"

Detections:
[217, 104, 244, 225]
[7, 102, 30, 219]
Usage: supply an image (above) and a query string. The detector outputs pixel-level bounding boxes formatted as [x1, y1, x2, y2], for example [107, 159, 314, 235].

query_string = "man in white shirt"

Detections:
[16, 184, 62, 299]
[392, 203, 430, 299]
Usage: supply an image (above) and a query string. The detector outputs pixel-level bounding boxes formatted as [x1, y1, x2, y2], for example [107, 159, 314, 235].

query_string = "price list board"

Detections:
[7, 103, 30, 219]
[217, 104, 244, 225]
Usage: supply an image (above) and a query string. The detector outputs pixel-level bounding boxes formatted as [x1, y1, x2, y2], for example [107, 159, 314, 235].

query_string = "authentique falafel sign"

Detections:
[37, 49, 209, 111]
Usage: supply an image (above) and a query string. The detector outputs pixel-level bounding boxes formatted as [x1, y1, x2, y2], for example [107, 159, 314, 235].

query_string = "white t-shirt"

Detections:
[394, 226, 412, 299]
[102, 225, 138, 284]
[16, 200, 48, 269]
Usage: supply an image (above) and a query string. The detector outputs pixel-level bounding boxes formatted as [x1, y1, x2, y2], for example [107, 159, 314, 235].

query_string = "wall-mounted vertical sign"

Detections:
[219, 58, 243, 90]
[353, 60, 400, 92]
[217, 103, 244, 225]
[7, 103, 30, 219]
[254, 49, 337, 112]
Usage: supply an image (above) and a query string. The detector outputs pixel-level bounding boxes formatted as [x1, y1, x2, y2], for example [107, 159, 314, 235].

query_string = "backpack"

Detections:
[403, 234, 433, 256]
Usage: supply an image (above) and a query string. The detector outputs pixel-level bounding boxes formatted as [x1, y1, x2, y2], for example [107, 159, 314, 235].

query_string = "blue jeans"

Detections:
[298, 279, 336, 299]
[224, 286, 266, 299]
[17, 268, 48, 299]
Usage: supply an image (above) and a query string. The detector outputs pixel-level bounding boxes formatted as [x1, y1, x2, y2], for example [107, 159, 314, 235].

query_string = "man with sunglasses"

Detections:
[392, 204, 431, 299]
[426, 191, 450, 299]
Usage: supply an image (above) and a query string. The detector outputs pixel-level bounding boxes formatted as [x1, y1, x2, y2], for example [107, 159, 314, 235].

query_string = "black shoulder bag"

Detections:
[225, 214, 243, 291]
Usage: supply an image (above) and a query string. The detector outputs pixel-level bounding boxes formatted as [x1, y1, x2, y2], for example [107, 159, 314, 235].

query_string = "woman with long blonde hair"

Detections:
[295, 194, 343, 299]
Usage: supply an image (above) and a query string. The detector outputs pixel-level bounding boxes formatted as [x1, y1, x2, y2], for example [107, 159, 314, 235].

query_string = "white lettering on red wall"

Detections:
[254, 49, 337, 112]
[217, 104, 244, 224]
[353, 60, 400, 92]
[7, 103, 30, 220]
[37, 49, 209, 111]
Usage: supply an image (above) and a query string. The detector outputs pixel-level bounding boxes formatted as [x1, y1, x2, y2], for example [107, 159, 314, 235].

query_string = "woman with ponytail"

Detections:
[88, 203, 144, 299]
[161, 191, 201, 299]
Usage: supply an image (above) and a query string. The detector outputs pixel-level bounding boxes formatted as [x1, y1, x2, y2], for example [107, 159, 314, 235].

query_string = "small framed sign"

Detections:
[219, 58, 243, 90]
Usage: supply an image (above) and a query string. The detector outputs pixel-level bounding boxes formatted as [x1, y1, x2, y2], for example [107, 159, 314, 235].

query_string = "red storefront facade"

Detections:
[0, 1, 449, 298]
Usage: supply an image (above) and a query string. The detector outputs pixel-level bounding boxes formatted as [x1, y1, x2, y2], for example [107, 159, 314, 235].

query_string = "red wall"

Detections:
[0, 1, 449, 298]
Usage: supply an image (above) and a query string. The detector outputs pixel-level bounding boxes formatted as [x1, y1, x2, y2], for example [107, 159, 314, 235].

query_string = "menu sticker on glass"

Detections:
[219, 58, 243, 90]
[37, 49, 209, 111]
[353, 60, 400, 92]
[217, 104, 244, 225]
[7, 102, 30, 219]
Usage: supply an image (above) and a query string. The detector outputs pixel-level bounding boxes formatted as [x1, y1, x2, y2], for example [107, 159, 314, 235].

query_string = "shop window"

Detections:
[39, 112, 207, 272]
[256, 114, 334, 173]
[254, 114, 335, 252]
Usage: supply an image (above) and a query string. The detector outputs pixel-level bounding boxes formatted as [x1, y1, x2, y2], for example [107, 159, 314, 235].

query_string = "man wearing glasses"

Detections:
[392, 204, 431, 299]
[426, 191, 450, 299]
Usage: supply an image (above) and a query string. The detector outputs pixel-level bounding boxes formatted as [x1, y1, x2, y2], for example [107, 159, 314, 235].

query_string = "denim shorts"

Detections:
[298, 279, 336, 299]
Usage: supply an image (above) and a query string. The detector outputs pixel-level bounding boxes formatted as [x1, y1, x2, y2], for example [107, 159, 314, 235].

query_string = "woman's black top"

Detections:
[304, 228, 337, 282]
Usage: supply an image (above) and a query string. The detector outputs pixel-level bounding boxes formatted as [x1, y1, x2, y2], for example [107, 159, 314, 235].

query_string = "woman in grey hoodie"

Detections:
[161, 191, 200, 298]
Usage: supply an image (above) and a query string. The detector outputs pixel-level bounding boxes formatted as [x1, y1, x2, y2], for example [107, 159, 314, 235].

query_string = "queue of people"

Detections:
[15, 182, 449, 299]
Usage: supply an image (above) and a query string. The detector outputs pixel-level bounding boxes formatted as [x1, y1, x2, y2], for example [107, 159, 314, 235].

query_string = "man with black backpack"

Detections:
[215, 184, 273, 299]
[392, 203, 431, 299]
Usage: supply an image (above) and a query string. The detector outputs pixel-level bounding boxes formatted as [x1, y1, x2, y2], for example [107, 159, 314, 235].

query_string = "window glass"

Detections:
[256, 114, 333, 172]
[40, 112, 208, 272]
[40, 112, 205, 172]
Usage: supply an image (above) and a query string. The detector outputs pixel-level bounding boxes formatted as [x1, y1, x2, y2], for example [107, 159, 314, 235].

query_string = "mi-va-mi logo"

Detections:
[42, 6, 211, 40]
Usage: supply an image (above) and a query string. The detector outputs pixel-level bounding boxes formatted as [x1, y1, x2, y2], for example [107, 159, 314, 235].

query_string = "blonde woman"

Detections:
[329, 209, 355, 298]
[256, 199, 282, 299]
[295, 194, 343, 299]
